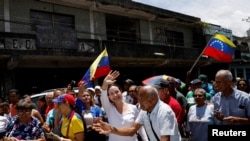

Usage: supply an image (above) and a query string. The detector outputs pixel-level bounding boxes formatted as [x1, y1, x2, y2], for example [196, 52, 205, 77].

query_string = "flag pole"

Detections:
[189, 47, 207, 72]
[189, 33, 217, 72]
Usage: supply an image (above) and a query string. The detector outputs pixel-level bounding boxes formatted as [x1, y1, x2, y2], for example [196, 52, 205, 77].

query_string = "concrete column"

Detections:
[4, 0, 10, 32]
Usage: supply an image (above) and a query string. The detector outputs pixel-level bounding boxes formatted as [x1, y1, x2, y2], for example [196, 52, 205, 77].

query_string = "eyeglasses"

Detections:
[194, 95, 204, 98]
[17, 109, 31, 114]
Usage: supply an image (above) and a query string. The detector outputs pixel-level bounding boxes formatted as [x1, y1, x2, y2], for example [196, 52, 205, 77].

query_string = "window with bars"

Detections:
[30, 10, 75, 31]
[165, 30, 184, 47]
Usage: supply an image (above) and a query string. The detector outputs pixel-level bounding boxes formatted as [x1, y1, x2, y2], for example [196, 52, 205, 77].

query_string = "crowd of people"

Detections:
[0, 69, 250, 141]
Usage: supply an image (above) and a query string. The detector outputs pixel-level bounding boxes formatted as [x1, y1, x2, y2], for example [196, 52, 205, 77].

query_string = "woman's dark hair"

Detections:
[16, 99, 33, 110]
[38, 95, 46, 102]
[38, 95, 47, 109]
[69, 104, 87, 136]
[107, 83, 123, 95]
[237, 79, 249, 93]
[107, 83, 123, 103]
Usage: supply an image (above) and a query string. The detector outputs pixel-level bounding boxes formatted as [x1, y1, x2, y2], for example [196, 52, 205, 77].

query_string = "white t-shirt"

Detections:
[0, 116, 7, 132]
[83, 112, 94, 126]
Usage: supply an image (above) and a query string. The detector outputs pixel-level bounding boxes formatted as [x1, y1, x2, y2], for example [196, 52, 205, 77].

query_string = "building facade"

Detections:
[0, 0, 215, 96]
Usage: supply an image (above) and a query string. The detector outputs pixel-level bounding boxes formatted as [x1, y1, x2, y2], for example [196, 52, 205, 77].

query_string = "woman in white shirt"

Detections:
[101, 70, 148, 141]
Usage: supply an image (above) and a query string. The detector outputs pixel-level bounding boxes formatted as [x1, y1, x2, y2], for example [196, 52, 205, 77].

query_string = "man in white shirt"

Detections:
[0, 115, 7, 139]
[93, 85, 181, 141]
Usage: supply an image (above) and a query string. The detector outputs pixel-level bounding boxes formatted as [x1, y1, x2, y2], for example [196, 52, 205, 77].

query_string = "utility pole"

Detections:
[242, 17, 250, 37]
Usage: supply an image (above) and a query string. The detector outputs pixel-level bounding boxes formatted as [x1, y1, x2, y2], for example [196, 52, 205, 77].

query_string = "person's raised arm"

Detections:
[77, 82, 87, 99]
[101, 70, 120, 90]
[100, 70, 120, 111]
[93, 119, 141, 136]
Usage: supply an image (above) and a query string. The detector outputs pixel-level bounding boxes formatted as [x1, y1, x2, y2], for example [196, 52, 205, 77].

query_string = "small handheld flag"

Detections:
[78, 48, 110, 86]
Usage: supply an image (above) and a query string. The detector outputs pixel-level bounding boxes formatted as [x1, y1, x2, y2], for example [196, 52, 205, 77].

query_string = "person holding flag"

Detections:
[78, 47, 110, 87]
[76, 47, 110, 113]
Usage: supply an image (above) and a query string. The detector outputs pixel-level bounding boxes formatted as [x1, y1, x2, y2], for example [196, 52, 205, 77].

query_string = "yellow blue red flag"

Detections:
[78, 48, 110, 86]
[202, 33, 236, 63]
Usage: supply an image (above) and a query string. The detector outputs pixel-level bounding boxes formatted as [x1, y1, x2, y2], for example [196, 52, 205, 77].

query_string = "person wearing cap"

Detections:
[122, 79, 135, 104]
[8, 89, 20, 117]
[93, 84, 181, 141]
[93, 85, 108, 123]
[99, 70, 148, 141]
[128, 85, 139, 105]
[175, 78, 184, 94]
[46, 94, 85, 141]
[86, 87, 95, 95]
[154, 79, 184, 129]
[166, 76, 187, 137]
[198, 74, 216, 96]
[185, 79, 211, 112]
[43, 88, 64, 139]
[94, 85, 102, 107]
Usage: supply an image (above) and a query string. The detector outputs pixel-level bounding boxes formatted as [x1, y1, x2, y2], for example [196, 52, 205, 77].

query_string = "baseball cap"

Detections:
[52, 94, 75, 105]
[154, 79, 169, 89]
[124, 79, 135, 85]
[87, 87, 95, 93]
[190, 79, 202, 85]
[94, 85, 101, 90]
[175, 78, 181, 84]
[198, 74, 207, 83]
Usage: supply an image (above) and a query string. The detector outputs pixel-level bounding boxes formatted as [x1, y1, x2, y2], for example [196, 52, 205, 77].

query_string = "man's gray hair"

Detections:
[194, 88, 206, 96]
[216, 69, 233, 81]
[144, 85, 159, 99]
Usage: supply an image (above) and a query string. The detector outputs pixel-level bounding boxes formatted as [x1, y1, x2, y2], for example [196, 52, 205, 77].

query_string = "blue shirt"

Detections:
[46, 109, 61, 135]
[211, 89, 250, 124]
[202, 83, 216, 96]
[82, 105, 103, 117]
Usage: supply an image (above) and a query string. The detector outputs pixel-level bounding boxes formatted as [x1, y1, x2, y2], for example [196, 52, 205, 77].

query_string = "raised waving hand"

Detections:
[102, 70, 120, 90]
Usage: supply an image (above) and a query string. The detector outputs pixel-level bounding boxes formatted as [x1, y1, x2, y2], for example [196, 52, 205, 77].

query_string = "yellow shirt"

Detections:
[61, 112, 84, 140]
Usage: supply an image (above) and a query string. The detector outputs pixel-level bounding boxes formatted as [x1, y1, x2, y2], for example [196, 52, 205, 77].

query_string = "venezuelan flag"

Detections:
[203, 34, 236, 63]
[78, 48, 110, 86]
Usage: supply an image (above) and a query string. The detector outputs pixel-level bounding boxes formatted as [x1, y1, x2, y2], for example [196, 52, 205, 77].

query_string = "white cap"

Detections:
[87, 87, 95, 93]
[95, 85, 101, 90]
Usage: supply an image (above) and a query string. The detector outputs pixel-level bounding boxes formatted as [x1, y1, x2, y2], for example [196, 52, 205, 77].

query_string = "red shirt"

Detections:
[45, 104, 54, 115]
[10, 104, 17, 117]
[163, 96, 183, 125]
